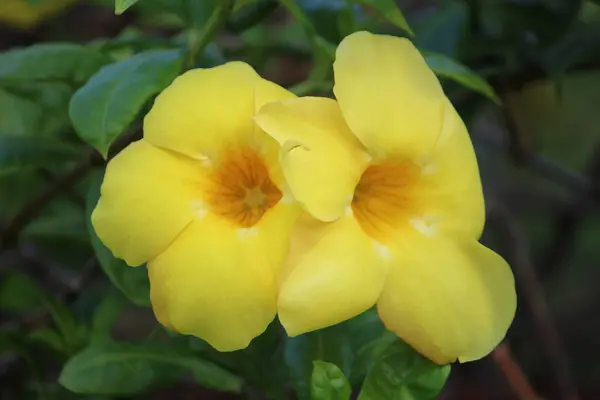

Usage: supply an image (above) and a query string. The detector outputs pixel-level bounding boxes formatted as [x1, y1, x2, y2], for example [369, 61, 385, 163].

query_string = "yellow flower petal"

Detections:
[255, 97, 369, 221]
[377, 233, 516, 364]
[92, 140, 205, 266]
[410, 99, 485, 239]
[333, 31, 446, 159]
[148, 201, 298, 351]
[278, 213, 387, 336]
[144, 62, 294, 162]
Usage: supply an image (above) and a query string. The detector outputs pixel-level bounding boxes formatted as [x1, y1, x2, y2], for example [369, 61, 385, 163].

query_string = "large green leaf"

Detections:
[424, 52, 500, 104]
[59, 342, 244, 395]
[351, 0, 413, 35]
[0, 136, 80, 174]
[69, 50, 182, 157]
[344, 309, 386, 383]
[0, 43, 107, 85]
[115, 0, 141, 14]
[311, 361, 352, 400]
[285, 325, 354, 400]
[357, 338, 451, 400]
[86, 172, 151, 307]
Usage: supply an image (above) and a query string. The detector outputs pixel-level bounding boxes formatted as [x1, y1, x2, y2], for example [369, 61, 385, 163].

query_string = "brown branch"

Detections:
[0, 125, 141, 254]
[477, 123, 600, 203]
[492, 343, 539, 400]
[488, 202, 580, 400]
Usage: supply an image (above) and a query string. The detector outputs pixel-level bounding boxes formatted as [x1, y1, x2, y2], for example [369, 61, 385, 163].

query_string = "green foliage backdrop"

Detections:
[1, 0, 599, 399]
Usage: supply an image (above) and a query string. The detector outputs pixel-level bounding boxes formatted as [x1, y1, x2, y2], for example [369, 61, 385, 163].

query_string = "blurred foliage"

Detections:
[0, 0, 599, 399]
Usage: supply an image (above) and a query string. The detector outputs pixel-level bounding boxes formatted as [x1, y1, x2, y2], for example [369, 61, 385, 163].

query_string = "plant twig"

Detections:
[477, 124, 600, 202]
[488, 201, 580, 400]
[184, 0, 233, 69]
[492, 343, 539, 400]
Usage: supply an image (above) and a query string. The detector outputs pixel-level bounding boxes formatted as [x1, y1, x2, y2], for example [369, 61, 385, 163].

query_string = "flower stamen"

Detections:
[205, 147, 281, 227]
[352, 159, 420, 242]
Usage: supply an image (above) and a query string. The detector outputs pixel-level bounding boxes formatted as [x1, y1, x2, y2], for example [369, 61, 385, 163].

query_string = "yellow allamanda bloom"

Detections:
[92, 63, 301, 351]
[255, 31, 517, 364]
[0, 0, 77, 30]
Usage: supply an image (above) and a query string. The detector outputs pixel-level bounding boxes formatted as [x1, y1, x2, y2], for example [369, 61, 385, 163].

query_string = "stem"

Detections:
[184, 0, 233, 69]
[289, 80, 333, 96]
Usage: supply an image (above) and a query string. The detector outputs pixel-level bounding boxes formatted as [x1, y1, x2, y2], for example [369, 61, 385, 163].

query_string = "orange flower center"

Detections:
[206, 148, 281, 227]
[352, 159, 420, 242]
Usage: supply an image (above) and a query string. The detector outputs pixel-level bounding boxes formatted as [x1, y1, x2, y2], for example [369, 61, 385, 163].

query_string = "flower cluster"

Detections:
[92, 31, 516, 364]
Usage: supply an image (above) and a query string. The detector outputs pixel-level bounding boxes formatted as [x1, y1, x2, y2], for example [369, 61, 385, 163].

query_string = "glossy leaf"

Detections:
[115, 0, 140, 14]
[357, 338, 451, 400]
[424, 52, 500, 104]
[285, 325, 354, 400]
[311, 361, 352, 400]
[351, 0, 413, 35]
[69, 50, 182, 157]
[59, 342, 244, 395]
[0, 43, 107, 84]
[86, 172, 151, 307]
[344, 309, 387, 383]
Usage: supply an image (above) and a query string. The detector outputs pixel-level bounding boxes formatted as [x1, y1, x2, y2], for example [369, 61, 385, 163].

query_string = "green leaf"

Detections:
[311, 361, 352, 400]
[90, 290, 126, 343]
[344, 309, 387, 383]
[285, 325, 354, 400]
[412, 2, 467, 58]
[0, 272, 44, 311]
[59, 342, 244, 395]
[27, 328, 65, 353]
[144, 0, 222, 28]
[357, 339, 451, 400]
[0, 136, 80, 174]
[0, 88, 43, 136]
[0, 43, 108, 85]
[69, 50, 182, 157]
[351, 0, 413, 35]
[423, 52, 500, 104]
[43, 297, 89, 355]
[115, 0, 141, 14]
[86, 172, 151, 307]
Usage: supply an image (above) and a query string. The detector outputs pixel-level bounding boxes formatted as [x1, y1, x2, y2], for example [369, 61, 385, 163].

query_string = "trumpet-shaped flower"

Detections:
[255, 32, 516, 364]
[92, 62, 300, 351]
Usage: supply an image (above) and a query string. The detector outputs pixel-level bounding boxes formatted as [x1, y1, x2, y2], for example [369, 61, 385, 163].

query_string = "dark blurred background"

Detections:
[0, 0, 599, 399]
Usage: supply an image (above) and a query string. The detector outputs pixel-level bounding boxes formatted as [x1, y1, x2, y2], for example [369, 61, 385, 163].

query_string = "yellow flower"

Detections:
[0, 0, 77, 30]
[255, 32, 517, 364]
[92, 62, 300, 351]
